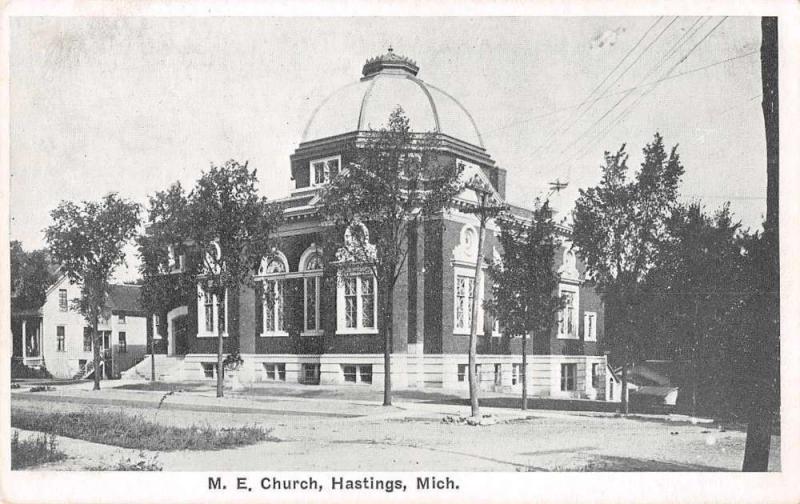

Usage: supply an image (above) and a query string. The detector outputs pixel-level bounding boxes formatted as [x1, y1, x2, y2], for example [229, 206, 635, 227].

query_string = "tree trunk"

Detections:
[621, 356, 629, 415]
[742, 15, 779, 472]
[383, 284, 394, 407]
[150, 316, 156, 382]
[216, 332, 224, 398]
[468, 216, 486, 419]
[521, 332, 528, 411]
[92, 311, 100, 391]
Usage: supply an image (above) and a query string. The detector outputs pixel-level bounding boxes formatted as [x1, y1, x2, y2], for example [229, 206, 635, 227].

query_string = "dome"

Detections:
[302, 48, 485, 148]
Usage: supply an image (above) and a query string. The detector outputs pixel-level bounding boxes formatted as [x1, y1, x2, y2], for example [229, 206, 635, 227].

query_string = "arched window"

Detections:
[259, 251, 288, 337]
[299, 245, 324, 335]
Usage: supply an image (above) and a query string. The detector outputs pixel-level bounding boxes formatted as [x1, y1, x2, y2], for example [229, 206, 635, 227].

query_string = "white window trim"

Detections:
[584, 311, 597, 341]
[310, 155, 341, 187]
[300, 245, 324, 337]
[261, 279, 288, 337]
[196, 285, 229, 338]
[557, 284, 579, 340]
[335, 273, 378, 335]
[453, 266, 485, 335]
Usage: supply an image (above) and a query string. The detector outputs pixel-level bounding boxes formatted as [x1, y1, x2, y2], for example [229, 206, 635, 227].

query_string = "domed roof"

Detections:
[302, 48, 485, 148]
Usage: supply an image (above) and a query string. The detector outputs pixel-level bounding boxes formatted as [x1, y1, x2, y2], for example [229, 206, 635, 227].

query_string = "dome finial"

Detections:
[362, 47, 419, 78]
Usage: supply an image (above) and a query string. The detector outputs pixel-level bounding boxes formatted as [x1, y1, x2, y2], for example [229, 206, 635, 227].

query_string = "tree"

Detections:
[572, 133, 684, 414]
[45, 193, 141, 390]
[741, 15, 779, 472]
[319, 107, 463, 406]
[486, 200, 563, 411]
[137, 183, 195, 381]
[187, 160, 283, 398]
[10, 241, 57, 312]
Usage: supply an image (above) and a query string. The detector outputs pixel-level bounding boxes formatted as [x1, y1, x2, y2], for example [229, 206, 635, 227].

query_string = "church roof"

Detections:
[301, 48, 484, 149]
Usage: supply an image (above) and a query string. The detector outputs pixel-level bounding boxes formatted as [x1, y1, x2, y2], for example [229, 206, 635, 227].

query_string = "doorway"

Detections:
[172, 315, 189, 356]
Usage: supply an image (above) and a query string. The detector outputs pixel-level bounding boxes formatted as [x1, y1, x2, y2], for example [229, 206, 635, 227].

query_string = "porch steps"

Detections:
[121, 355, 185, 381]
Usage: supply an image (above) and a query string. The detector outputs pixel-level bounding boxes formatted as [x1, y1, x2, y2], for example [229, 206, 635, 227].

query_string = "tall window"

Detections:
[561, 363, 577, 391]
[56, 326, 65, 352]
[558, 288, 578, 339]
[83, 330, 92, 352]
[302, 251, 323, 334]
[119, 332, 127, 353]
[455, 275, 475, 332]
[261, 255, 288, 336]
[584, 312, 597, 341]
[337, 274, 377, 333]
[591, 363, 600, 388]
[58, 289, 68, 311]
[310, 155, 341, 186]
[197, 285, 228, 337]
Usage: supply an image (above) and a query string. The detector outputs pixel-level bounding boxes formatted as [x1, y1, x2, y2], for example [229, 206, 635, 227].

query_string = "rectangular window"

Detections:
[609, 379, 614, 399]
[204, 291, 214, 333]
[359, 365, 373, 384]
[344, 277, 357, 329]
[343, 365, 357, 382]
[457, 364, 467, 382]
[198, 286, 228, 337]
[558, 289, 578, 338]
[591, 363, 600, 388]
[584, 312, 597, 341]
[263, 363, 286, 381]
[310, 155, 341, 186]
[102, 331, 110, 350]
[83, 331, 92, 352]
[119, 332, 127, 353]
[455, 275, 475, 330]
[360, 275, 375, 328]
[56, 326, 65, 352]
[338, 274, 377, 333]
[118, 314, 126, 325]
[305, 277, 319, 332]
[58, 289, 68, 311]
[494, 364, 502, 386]
[512, 363, 521, 385]
[561, 363, 577, 391]
[263, 280, 285, 334]
[302, 363, 320, 385]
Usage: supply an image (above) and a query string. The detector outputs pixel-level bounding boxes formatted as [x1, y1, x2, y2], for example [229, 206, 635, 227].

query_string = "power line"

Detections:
[551, 17, 709, 170]
[482, 49, 758, 138]
[538, 17, 682, 165]
[523, 17, 665, 158]
[561, 17, 730, 172]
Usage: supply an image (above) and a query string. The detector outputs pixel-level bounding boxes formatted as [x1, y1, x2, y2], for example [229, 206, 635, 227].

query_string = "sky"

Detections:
[10, 16, 766, 281]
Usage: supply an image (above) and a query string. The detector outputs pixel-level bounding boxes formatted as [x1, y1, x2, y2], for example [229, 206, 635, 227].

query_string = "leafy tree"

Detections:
[319, 107, 463, 406]
[137, 182, 195, 380]
[186, 160, 283, 398]
[641, 203, 746, 415]
[486, 200, 563, 411]
[10, 241, 57, 312]
[572, 133, 683, 413]
[45, 193, 141, 390]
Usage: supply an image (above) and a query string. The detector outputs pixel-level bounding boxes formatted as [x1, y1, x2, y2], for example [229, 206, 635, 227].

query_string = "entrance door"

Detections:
[173, 315, 189, 356]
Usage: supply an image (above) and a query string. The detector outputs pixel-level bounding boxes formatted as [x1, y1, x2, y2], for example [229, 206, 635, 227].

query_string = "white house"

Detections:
[38, 276, 149, 379]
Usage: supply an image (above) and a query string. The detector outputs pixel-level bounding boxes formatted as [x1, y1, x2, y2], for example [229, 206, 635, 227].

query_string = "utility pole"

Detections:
[464, 175, 507, 419]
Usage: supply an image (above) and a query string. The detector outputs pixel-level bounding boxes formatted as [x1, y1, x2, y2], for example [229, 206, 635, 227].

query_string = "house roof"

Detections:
[626, 360, 692, 388]
[107, 284, 144, 314]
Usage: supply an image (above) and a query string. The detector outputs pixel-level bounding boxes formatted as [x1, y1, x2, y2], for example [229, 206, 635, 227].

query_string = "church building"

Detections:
[134, 49, 611, 400]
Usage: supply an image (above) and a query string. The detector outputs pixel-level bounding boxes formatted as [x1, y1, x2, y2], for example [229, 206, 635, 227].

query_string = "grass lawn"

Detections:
[11, 430, 67, 469]
[11, 409, 278, 451]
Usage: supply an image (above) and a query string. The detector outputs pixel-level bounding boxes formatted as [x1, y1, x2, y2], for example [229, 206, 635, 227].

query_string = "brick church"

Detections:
[136, 49, 613, 400]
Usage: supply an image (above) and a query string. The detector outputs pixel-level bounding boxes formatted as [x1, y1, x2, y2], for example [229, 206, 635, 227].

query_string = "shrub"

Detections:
[29, 385, 56, 393]
[89, 452, 163, 471]
[11, 430, 67, 469]
[10, 359, 52, 379]
[11, 409, 277, 451]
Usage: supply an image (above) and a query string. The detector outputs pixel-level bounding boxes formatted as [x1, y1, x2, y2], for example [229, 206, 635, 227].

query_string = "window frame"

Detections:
[300, 247, 324, 336]
[118, 331, 127, 353]
[310, 155, 342, 187]
[584, 311, 597, 341]
[196, 284, 229, 338]
[560, 363, 577, 391]
[58, 289, 68, 311]
[557, 285, 579, 340]
[336, 272, 378, 335]
[118, 314, 126, 325]
[453, 266, 485, 335]
[56, 326, 65, 352]
[83, 331, 92, 353]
